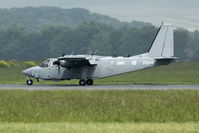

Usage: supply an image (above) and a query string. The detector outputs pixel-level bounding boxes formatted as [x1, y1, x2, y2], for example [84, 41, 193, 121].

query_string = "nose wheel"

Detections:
[79, 79, 93, 86]
[26, 79, 33, 85]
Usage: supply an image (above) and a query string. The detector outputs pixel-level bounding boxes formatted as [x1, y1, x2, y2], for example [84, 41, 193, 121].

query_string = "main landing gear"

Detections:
[26, 79, 33, 85]
[79, 79, 93, 86]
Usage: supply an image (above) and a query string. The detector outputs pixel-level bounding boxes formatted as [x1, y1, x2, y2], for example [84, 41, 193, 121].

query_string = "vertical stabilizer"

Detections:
[148, 24, 174, 57]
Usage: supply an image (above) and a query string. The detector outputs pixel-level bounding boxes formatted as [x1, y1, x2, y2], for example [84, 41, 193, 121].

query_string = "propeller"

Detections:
[53, 60, 61, 74]
[58, 65, 60, 74]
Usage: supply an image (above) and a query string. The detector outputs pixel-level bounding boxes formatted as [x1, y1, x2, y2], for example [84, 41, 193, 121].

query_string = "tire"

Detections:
[86, 79, 93, 85]
[79, 79, 86, 86]
[26, 79, 33, 85]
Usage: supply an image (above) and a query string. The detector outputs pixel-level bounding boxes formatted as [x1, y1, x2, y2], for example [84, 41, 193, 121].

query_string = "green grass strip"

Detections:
[0, 122, 199, 133]
[0, 90, 199, 123]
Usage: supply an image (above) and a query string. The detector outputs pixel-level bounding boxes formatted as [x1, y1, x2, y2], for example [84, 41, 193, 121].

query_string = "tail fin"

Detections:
[148, 23, 174, 57]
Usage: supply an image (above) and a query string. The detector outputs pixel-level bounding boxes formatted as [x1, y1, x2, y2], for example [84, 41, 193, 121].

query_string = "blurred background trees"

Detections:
[0, 7, 198, 61]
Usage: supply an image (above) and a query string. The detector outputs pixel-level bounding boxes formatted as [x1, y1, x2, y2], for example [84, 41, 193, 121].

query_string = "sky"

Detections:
[0, 0, 199, 30]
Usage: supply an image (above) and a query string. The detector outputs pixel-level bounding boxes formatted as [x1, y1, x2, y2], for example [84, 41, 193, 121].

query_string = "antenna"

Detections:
[93, 50, 98, 55]
[88, 50, 92, 55]
[70, 50, 75, 55]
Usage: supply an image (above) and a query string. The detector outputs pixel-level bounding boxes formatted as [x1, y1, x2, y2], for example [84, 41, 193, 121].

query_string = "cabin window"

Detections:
[40, 59, 50, 68]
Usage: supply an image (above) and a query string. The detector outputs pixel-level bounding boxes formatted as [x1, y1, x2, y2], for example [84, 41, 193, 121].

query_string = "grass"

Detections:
[0, 90, 199, 123]
[0, 122, 199, 133]
[1, 62, 199, 85]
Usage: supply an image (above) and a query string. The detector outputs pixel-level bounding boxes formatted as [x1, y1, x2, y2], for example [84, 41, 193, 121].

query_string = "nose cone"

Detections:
[22, 69, 31, 76]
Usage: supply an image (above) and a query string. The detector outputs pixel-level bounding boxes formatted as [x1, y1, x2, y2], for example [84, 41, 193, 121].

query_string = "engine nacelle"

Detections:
[60, 60, 71, 67]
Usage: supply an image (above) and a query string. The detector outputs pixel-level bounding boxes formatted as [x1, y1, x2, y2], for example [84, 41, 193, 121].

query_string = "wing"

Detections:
[58, 57, 87, 61]
[55, 55, 97, 68]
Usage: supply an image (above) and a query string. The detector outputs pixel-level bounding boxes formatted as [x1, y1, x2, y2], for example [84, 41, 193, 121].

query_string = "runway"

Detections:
[0, 84, 199, 90]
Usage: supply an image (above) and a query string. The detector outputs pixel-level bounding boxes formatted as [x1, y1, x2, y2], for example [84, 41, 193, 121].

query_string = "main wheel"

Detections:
[26, 79, 33, 85]
[86, 79, 93, 85]
[79, 79, 86, 86]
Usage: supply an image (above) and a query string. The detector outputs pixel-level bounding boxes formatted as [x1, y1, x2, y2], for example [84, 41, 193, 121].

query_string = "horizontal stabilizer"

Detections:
[154, 57, 179, 60]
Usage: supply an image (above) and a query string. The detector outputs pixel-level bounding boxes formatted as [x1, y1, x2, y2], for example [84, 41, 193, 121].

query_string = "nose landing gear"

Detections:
[26, 79, 33, 85]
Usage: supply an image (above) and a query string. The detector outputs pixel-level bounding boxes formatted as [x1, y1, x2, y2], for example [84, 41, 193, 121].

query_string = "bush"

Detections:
[0, 60, 11, 68]
[24, 61, 36, 67]
[8, 60, 19, 67]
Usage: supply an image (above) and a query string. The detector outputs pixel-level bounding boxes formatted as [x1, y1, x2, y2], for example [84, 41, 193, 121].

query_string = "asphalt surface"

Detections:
[0, 84, 199, 90]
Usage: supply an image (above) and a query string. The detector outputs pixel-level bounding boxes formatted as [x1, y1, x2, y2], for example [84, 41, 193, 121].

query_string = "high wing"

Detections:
[58, 56, 87, 61]
[55, 55, 97, 68]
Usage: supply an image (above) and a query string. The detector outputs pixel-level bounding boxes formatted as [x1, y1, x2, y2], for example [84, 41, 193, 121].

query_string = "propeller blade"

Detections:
[58, 65, 60, 74]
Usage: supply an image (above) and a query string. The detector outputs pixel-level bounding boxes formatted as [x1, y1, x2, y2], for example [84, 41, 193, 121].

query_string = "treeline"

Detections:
[0, 7, 151, 31]
[0, 21, 198, 61]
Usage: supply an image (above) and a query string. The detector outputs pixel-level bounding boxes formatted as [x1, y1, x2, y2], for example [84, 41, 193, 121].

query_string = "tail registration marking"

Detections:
[143, 60, 154, 65]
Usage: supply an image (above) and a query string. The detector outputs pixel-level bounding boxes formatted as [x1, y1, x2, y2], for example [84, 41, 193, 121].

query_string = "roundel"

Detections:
[132, 61, 137, 66]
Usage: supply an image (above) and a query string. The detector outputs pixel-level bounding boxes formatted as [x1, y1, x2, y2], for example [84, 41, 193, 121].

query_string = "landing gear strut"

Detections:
[26, 79, 33, 85]
[79, 79, 94, 86]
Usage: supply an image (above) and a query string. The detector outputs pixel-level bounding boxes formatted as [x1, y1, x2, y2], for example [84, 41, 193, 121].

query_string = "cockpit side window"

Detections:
[40, 59, 50, 68]
[52, 61, 59, 67]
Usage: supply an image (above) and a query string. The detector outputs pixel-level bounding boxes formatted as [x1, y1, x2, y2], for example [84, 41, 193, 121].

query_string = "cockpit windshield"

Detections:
[40, 59, 50, 68]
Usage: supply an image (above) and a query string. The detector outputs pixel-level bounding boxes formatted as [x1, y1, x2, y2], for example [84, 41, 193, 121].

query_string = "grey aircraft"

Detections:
[22, 23, 177, 85]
